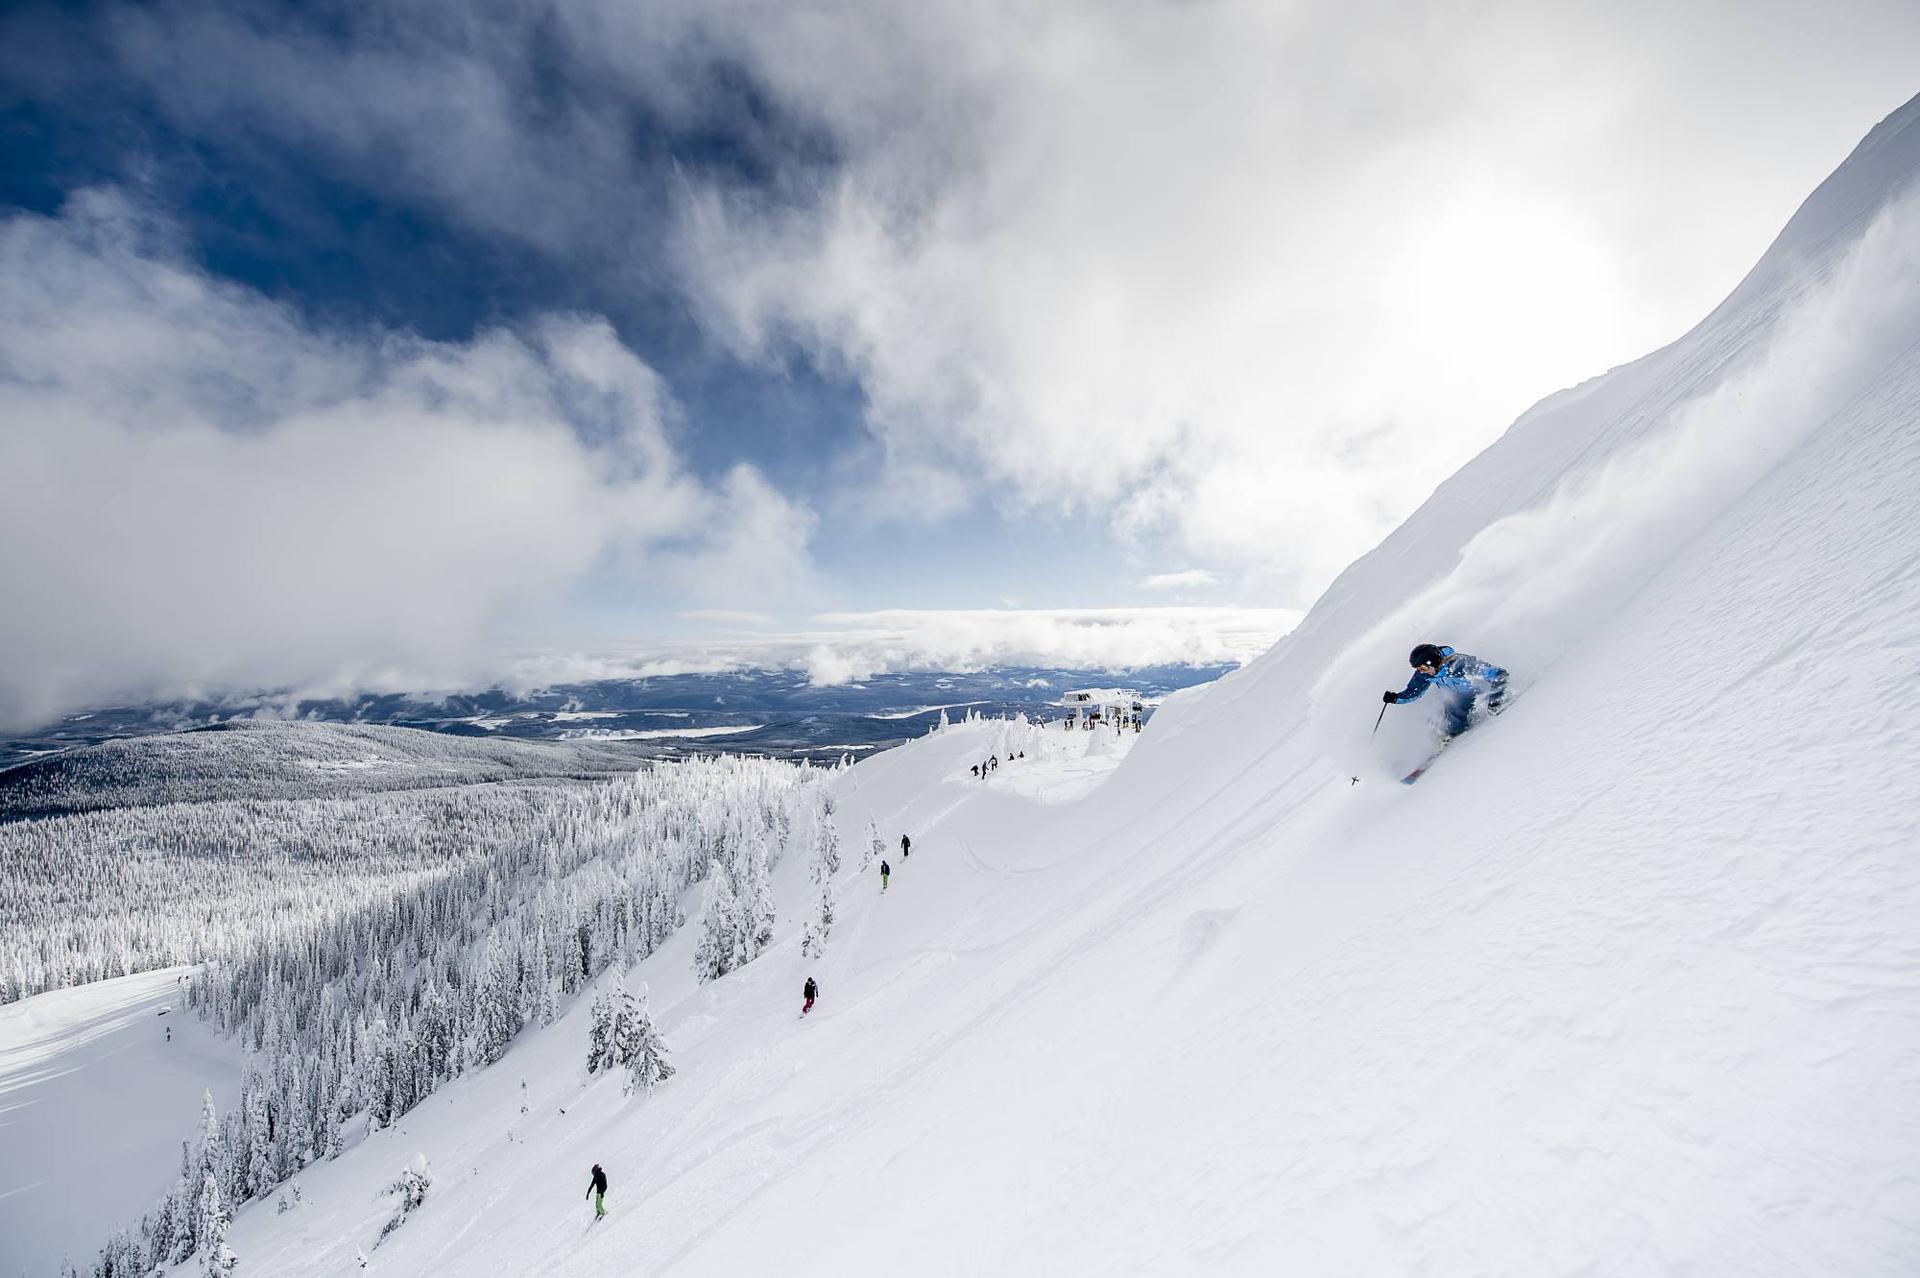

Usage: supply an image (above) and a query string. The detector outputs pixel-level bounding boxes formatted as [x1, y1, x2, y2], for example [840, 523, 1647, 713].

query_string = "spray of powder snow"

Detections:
[1311, 185, 1920, 780]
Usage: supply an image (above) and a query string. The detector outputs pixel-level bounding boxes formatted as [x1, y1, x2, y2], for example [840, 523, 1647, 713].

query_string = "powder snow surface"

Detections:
[15, 94, 1920, 1278]
[0, 969, 242, 1276]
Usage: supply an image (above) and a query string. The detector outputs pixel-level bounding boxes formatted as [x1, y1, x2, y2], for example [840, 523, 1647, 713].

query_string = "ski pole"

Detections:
[1371, 703, 1388, 737]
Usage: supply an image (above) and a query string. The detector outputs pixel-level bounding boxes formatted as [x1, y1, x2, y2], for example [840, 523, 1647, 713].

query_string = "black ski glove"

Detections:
[1381, 691, 1398, 704]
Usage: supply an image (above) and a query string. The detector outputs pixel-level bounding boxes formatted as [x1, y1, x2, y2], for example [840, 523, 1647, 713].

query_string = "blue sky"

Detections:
[1, 0, 1168, 613]
[1, 0, 1917, 727]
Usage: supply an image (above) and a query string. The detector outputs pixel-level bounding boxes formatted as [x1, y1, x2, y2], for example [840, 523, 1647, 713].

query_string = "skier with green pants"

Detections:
[587, 1163, 608, 1219]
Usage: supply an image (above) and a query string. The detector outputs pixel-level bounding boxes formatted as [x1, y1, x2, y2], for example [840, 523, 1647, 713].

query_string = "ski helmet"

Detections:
[1408, 643, 1445, 668]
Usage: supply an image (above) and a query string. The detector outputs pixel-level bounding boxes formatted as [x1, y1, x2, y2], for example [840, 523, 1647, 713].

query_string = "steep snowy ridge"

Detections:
[1135, 87, 1920, 789]
[40, 94, 1920, 1276]
[1718, 89, 1920, 318]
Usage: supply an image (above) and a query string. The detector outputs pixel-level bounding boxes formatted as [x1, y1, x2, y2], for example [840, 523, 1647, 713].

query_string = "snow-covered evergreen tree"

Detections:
[170, 1142, 196, 1264]
[693, 859, 740, 982]
[418, 980, 453, 1080]
[325, 1089, 347, 1160]
[741, 835, 777, 961]
[244, 1071, 272, 1200]
[769, 795, 794, 865]
[815, 875, 835, 948]
[623, 985, 675, 1098]
[585, 986, 615, 1072]
[471, 943, 523, 1066]
[815, 794, 841, 877]
[280, 1060, 311, 1177]
[366, 1015, 396, 1128]
[93, 1228, 142, 1277]
[194, 1172, 236, 1276]
[803, 802, 838, 957]
[146, 1185, 179, 1269]
[376, 1154, 432, 1247]
[194, 1091, 227, 1212]
[607, 977, 643, 1066]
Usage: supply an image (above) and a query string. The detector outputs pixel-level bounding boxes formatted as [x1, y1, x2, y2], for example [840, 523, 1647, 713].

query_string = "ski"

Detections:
[1400, 731, 1457, 784]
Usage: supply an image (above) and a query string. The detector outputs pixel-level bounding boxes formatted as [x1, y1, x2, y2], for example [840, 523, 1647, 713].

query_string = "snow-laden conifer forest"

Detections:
[0, 724, 832, 1275]
[0, 720, 649, 821]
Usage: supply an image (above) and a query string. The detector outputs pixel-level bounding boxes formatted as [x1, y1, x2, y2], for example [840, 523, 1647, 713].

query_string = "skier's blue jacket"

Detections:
[1388, 646, 1508, 715]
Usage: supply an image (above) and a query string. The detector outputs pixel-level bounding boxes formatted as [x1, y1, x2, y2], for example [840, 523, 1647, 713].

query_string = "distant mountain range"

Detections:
[0, 665, 1235, 770]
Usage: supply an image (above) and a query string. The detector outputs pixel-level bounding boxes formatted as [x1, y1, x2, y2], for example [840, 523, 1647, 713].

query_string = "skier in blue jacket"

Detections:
[1383, 644, 1508, 738]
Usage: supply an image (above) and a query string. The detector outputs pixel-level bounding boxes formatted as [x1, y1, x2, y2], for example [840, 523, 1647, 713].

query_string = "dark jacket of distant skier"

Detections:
[1384, 644, 1508, 737]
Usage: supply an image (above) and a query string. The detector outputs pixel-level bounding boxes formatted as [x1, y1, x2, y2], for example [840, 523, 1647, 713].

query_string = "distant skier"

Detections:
[586, 1163, 608, 1220]
[1383, 644, 1509, 738]
[880, 859, 891, 891]
[900, 833, 911, 859]
[802, 976, 819, 1015]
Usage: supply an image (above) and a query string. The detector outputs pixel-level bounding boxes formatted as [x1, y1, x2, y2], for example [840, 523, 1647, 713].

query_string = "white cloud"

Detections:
[1137, 569, 1220, 592]
[658, 0, 1920, 601]
[485, 606, 1298, 692]
[801, 644, 884, 688]
[494, 653, 744, 694]
[9, 2, 1918, 728]
[72, 2, 1920, 607]
[678, 609, 776, 628]
[793, 607, 1300, 685]
[0, 191, 814, 730]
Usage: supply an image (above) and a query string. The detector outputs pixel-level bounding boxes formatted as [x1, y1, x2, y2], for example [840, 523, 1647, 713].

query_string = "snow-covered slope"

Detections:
[79, 92, 1920, 1276]
[0, 969, 242, 1278]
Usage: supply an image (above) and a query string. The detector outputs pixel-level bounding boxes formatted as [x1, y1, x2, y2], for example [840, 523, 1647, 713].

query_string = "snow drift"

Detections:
[37, 92, 1920, 1276]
